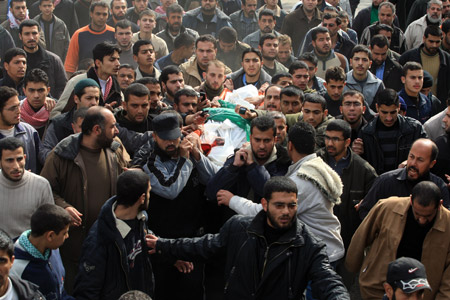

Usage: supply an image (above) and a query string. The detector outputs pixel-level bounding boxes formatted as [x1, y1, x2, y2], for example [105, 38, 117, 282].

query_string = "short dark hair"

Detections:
[242, 48, 262, 61]
[370, 34, 389, 49]
[271, 73, 292, 84]
[263, 176, 298, 201]
[10, 0, 26, 8]
[288, 122, 316, 155]
[325, 66, 346, 83]
[195, 34, 217, 49]
[303, 93, 327, 111]
[119, 64, 136, 76]
[411, 181, 441, 208]
[259, 9, 275, 20]
[351, 44, 372, 60]
[174, 88, 198, 105]
[110, 0, 125, 9]
[19, 19, 40, 34]
[116, 170, 150, 207]
[311, 27, 329, 41]
[259, 33, 277, 47]
[264, 84, 281, 96]
[402, 61, 422, 77]
[136, 77, 159, 85]
[115, 19, 132, 31]
[289, 60, 309, 74]
[250, 115, 276, 137]
[81, 107, 108, 135]
[30, 204, 71, 237]
[280, 85, 304, 101]
[0, 87, 19, 112]
[443, 19, 450, 34]
[24, 68, 49, 88]
[323, 12, 341, 25]
[342, 90, 365, 104]
[0, 137, 24, 159]
[93, 42, 121, 65]
[174, 32, 195, 50]
[90, 1, 109, 13]
[376, 88, 399, 107]
[3, 47, 27, 64]
[374, 24, 394, 34]
[124, 83, 149, 102]
[326, 119, 351, 140]
[159, 65, 182, 85]
[166, 3, 183, 17]
[218, 27, 237, 43]
[424, 25, 442, 38]
[0, 229, 13, 259]
[133, 39, 153, 56]
[139, 8, 156, 20]
[299, 52, 318, 67]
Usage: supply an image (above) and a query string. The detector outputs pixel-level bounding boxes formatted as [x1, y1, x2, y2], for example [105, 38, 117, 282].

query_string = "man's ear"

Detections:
[383, 283, 394, 298]
[261, 198, 268, 212]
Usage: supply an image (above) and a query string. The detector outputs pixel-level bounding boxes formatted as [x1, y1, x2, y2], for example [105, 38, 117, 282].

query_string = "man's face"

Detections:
[302, 101, 326, 128]
[134, 44, 155, 68]
[423, 34, 441, 55]
[24, 81, 49, 110]
[124, 94, 149, 123]
[153, 132, 181, 157]
[219, 40, 236, 53]
[264, 86, 281, 111]
[350, 51, 372, 78]
[74, 87, 100, 108]
[427, 3, 442, 22]
[90, 6, 109, 28]
[378, 29, 392, 44]
[411, 200, 438, 227]
[0, 250, 14, 293]
[378, 5, 394, 25]
[260, 38, 278, 60]
[0, 147, 26, 181]
[138, 15, 156, 33]
[406, 141, 435, 182]
[376, 104, 399, 127]
[444, 31, 450, 47]
[443, 0, 450, 15]
[265, 0, 277, 8]
[20, 25, 40, 52]
[167, 12, 182, 33]
[4, 56, 26, 82]
[39, 0, 54, 18]
[443, 109, 450, 133]
[274, 118, 287, 144]
[303, 0, 317, 12]
[205, 65, 225, 90]
[115, 26, 132, 48]
[163, 73, 184, 97]
[258, 15, 275, 33]
[325, 79, 345, 101]
[312, 32, 331, 55]
[281, 94, 302, 114]
[111, 0, 127, 20]
[250, 127, 275, 162]
[291, 68, 310, 90]
[371, 44, 388, 67]
[242, 52, 262, 77]
[96, 112, 119, 148]
[117, 67, 135, 90]
[340, 95, 365, 124]
[133, 0, 148, 13]
[0, 96, 20, 128]
[301, 60, 317, 81]
[242, 0, 257, 16]
[325, 130, 349, 158]
[174, 95, 197, 114]
[401, 69, 423, 96]
[322, 18, 339, 37]
[201, 0, 217, 13]
[98, 51, 121, 76]
[275, 76, 293, 87]
[277, 43, 291, 63]
[196, 41, 217, 70]
[49, 225, 70, 249]
[340, 16, 349, 30]
[386, 285, 426, 300]
[263, 192, 298, 229]
[147, 83, 162, 109]
[10, 1, 27, 21]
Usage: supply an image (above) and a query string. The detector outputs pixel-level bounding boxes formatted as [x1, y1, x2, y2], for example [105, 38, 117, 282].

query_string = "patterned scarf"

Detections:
[20, 98, 50, 128]
[18, 230, 50, 260]
[7, 9, 29, 29]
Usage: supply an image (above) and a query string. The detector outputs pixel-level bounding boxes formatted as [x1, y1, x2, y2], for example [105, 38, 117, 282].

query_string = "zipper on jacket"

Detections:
[115, 241, 131, 290]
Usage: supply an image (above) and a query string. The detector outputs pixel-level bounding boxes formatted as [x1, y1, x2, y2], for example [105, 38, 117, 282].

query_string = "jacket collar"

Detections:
[347, 69, 380, 84]
[54, 133, 120, 160]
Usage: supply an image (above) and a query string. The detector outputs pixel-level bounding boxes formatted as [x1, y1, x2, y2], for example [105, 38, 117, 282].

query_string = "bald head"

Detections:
[406, 139, 438, 182]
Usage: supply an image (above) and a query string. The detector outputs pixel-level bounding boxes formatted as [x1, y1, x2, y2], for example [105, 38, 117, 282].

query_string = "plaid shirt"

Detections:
[230, 10, 259, 41]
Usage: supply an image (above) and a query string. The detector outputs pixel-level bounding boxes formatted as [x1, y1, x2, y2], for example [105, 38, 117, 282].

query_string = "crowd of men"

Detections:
[1, 0, 450, 298]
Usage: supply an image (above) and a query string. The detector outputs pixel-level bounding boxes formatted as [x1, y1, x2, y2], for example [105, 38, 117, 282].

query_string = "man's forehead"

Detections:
[2, 148, 24, 158]
[12, 1, 26, 7]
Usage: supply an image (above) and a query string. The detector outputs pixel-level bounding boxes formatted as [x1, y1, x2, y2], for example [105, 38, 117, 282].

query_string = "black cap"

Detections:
[422, 70, 434, 89]
[152, 113, 181, 140]
[387, 257, 431, 294]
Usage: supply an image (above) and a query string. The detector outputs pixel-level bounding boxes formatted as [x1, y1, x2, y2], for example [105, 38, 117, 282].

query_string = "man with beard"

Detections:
[259, 34, 288, 77]
[156, 4, 199, 53]
[107, 0, 139, 32]
[346, 181, 450, 300]
[196, 60, 228, 100]
[19, 20, 67, 99]
[229, 48, 272, 90]
[280, 85, 303, 115]
[243, 9, 280, 49]
[0, 137, 53, 240]
[337, 90, 368, 142]
[74, 170, 155, 299]
[159, 65, 184, 106]
[229, 0, 258, 41]
[146, 176, 350, 300]
[40, 106, 130, 293]
[142, 113, 217, 300]
[115, 20, 137, 68]
[126, 0, 149, 24]
[357, 138, 449, 220]
[404, 0, 442, 50]
[182, 0, 231, 37]
[400, 26, 450, 108]
[116, 83, 153, 132]
[133, 40, 161, 80]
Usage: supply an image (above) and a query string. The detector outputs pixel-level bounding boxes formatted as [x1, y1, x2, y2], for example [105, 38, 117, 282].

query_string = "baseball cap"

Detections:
[387, 257, 431, 294]
[152, 113, 181, 140]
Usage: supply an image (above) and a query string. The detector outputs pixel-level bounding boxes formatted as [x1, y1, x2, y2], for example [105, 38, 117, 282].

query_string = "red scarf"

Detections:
[20, 99, 50, 128]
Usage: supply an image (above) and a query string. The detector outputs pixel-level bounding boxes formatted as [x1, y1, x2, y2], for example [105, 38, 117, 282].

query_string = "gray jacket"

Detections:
[34, 14, 70, 62]
[242, 30, 281, 49]
[344, 70, 385, 107]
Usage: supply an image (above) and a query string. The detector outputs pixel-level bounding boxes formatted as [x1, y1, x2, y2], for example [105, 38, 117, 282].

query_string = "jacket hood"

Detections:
[54, 133, 121, 160]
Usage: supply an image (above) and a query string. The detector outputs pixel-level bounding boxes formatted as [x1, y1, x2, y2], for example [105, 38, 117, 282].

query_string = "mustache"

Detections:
[407, 166, 418, 172]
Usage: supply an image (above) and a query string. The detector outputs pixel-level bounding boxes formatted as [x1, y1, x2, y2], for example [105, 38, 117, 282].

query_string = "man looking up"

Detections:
[259, 33, 288, 77]
[243, 9, 279, 49]
[229, 48, 272, 90]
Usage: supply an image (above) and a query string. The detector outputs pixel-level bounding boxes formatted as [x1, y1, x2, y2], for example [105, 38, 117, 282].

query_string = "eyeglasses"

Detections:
[342, 101, 362, 107]
[324, 135, 345, 143]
